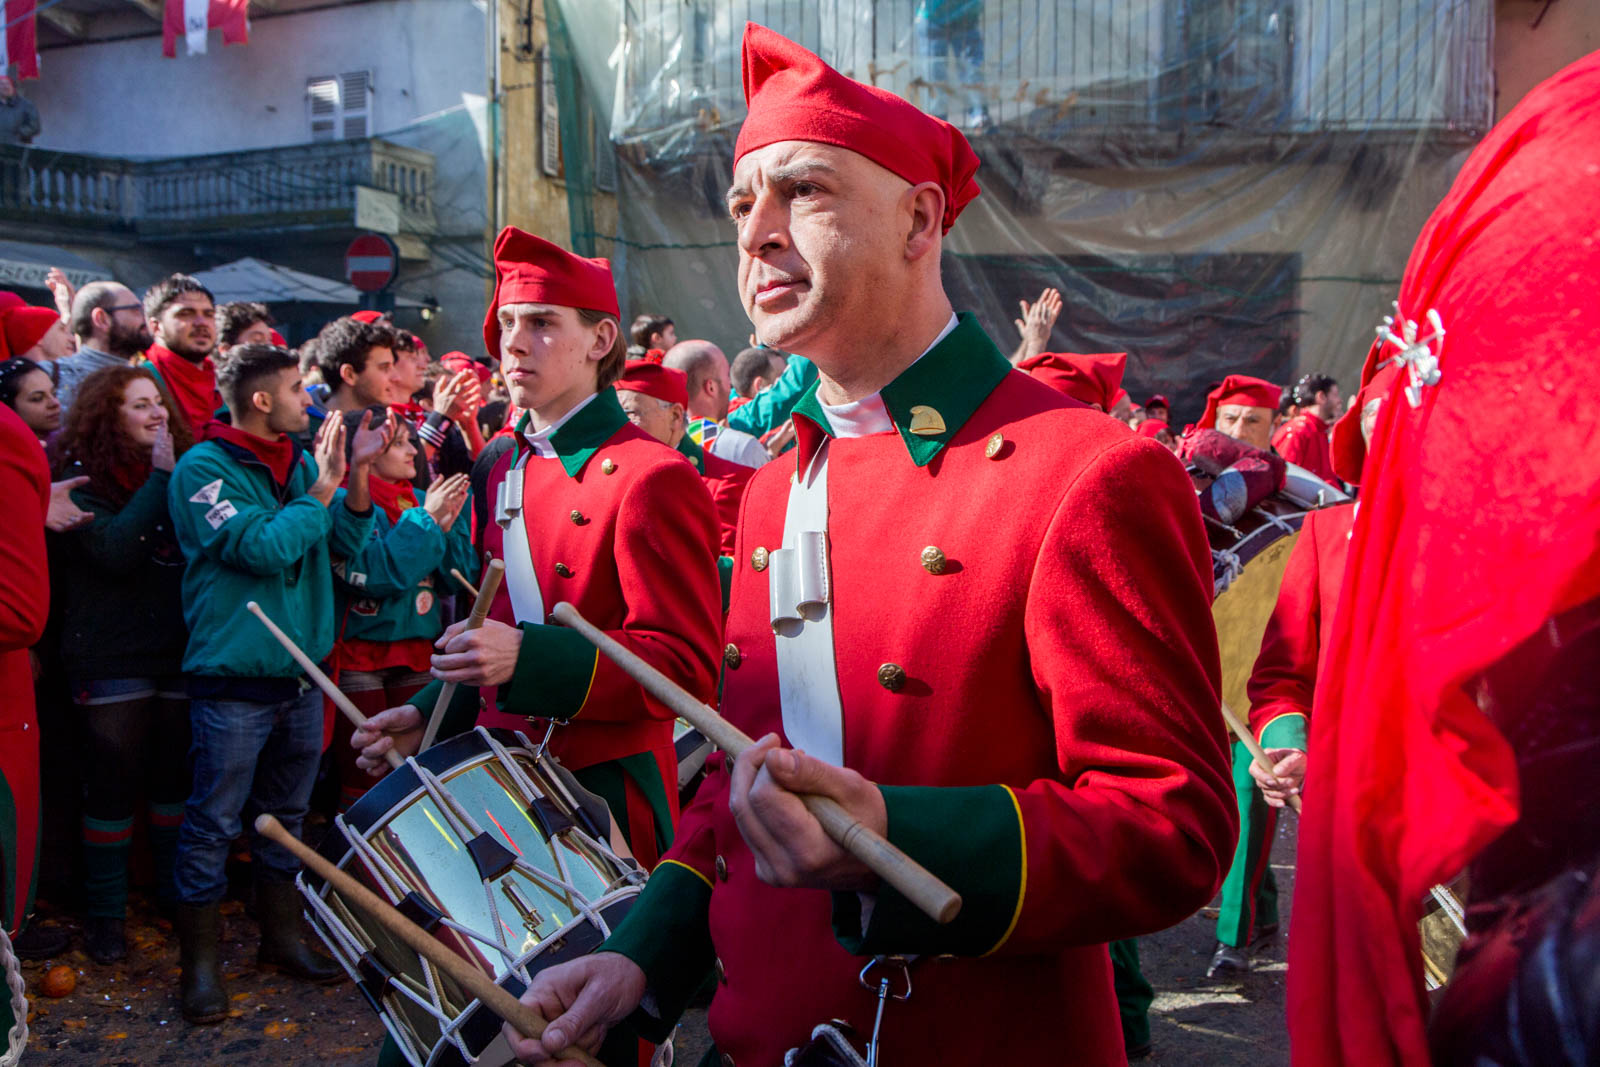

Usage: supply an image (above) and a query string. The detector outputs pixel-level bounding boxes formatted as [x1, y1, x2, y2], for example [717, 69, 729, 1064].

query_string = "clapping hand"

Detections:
[47, 476, 93, 532]
[349, 409, 397, 469]
[151, 422, 176, 473]
[423, 473, 470, 532]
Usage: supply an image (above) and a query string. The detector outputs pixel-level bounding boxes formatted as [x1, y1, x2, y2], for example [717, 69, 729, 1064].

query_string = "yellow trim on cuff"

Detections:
[981, 784, 1028, 957]
[1256, 710, 1308, 743]
[657, 858, 714, 891]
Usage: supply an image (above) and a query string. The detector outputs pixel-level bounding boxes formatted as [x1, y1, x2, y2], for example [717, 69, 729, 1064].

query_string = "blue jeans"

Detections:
[173, 688, 323, 904]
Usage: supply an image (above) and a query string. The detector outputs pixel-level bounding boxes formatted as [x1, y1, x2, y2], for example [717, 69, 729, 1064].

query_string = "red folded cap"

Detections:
[440, 351, 492, 387]
[268, 328, 287, 347]
[1137, 418, 1170, 439]
[483, 226, 619, 363]
[736, 22, 981, 234]
[351, 310, 385, 324]
[1016, 351, 1127, 412]
[1146, 394, 1170, 408]
[1197, 374, 1282, 429]
[1330, 340, 1403, 486]
[613, 359, 689, 409]
[2, 307, 59, 358]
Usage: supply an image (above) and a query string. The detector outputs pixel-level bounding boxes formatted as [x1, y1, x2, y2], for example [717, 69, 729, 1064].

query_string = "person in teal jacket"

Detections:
[165, 343, 390, 1025]
[327, 405, 476, 811]
[724, 348, 815, 441]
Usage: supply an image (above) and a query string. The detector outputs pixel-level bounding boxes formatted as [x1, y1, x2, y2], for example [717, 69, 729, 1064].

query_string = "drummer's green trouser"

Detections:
[1216, 741, 1280, 948]
[1111, 938, 1153, 1052]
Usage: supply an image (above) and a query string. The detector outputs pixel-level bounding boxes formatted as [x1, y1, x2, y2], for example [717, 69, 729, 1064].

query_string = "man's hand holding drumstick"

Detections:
[351, 616, 524, 774]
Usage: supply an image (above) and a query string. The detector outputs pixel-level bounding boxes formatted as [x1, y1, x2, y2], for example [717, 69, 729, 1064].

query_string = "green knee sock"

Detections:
[82, 815, 134, 919]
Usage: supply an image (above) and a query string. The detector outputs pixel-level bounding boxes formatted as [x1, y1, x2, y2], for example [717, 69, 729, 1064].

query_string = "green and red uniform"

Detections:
[0, 405, 46, 1049]
[414, 389, 723, 868]
[601, 313, 1237, 1064]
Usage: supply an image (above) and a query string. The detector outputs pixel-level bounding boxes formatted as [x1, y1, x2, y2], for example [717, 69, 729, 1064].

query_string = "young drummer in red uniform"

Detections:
[353, 229, 722, 870]
[503, 24, 1236, 1066]
[612, 359, 753, 558]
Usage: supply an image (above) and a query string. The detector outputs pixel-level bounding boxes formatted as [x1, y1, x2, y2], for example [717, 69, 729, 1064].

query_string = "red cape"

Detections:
[1289, 50, 1600, 1066]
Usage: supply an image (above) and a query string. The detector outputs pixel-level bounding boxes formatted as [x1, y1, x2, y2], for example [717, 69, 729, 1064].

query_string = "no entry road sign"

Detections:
[345, 234, 398, 292]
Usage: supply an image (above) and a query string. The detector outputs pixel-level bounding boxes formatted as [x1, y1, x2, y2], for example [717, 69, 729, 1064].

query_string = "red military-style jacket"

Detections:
[411, 389, 723, 843]
[0, 406, 47, 936]
[1246, 503, 1356, 752]
[1272, 411, 1338, 485]
[676, 435, 754, 557]
[602, 314, 1237, 1065]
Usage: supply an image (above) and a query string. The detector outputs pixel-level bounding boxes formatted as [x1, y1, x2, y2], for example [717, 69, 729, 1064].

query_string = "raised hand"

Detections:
[45, 267, 76, 324]
[423, 473, 470, 532]
[1011, 286, 1063, 364]
[311, 416, 348, 500]
[151, 422, 176, 473]
[349, 409, 396, 469]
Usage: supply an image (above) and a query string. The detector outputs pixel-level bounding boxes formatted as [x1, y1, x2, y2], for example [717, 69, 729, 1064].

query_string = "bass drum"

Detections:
[1207, 463, 1350, 719]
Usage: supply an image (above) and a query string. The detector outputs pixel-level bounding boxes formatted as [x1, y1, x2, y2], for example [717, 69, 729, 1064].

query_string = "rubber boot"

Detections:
[255, 879, 341, 984]
[177, 903, 228, 1024]
[83, 915, 126, 964]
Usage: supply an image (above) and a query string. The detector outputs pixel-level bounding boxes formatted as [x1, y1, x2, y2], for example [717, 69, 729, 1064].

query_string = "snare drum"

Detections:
[1207, 463, 1350, 717]
[298, 727, 646, 1067]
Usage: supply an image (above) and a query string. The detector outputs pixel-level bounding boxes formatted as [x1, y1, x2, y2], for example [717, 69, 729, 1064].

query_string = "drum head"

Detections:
[1213, 529, 1301, 723]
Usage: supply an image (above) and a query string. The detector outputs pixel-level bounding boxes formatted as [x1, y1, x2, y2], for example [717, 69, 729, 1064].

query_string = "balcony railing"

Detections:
[0, 138, 434, 239]
[611, 0, 1492, 157]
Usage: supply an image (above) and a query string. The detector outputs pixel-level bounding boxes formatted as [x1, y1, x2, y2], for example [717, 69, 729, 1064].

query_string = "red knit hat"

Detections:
[1137, 418, 1171, 439]
[613, 360, 688, 409]
[1330, 341, 1403, 486]
[1, 307, 58, 358]
[483, 226, 619, 362]
[351, 310, 385, 324]
[0, 292, 21, 358]
[1197, 374, 1281, 430]
[736, 23, 980, 234]
[1016, 351, 1126, 412]
[440, 350, 492, 387]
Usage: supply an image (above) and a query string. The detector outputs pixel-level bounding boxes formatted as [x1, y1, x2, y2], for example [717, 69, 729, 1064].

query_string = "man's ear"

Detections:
[904, 182, 946, 261]
[340, 362, 361, 387]
[587, 318, 619, 361]
[251, 389, 274, 417]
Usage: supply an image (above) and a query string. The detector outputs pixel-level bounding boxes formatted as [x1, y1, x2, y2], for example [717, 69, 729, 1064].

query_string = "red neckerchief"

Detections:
[202, 420, 295, 485]
[390, 401, 428, 429]
[110, 456, 153, 495]
[147, 344, 219, 436]
[363, 473, 416, 524]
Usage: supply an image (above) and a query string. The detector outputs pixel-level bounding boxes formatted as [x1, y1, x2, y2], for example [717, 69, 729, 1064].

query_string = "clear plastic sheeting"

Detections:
[554, 0, 1493, 422]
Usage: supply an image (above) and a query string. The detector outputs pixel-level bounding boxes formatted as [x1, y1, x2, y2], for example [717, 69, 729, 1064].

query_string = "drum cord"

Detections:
[0, 926, 28, 1067]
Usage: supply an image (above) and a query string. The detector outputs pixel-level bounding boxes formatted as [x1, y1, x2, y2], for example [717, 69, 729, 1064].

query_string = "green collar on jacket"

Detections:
[789, 312, 1012, 468]
[674, 433, 706, 474]
[515, 389, 630, 478]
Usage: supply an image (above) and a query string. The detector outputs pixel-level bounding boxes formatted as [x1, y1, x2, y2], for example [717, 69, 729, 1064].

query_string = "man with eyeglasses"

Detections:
[57, 282, 154, 412]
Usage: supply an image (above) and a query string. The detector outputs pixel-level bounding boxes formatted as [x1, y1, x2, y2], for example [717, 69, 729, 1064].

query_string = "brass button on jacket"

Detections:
[554, 563, 573, 578]
[715, 854, 728, 881]
[601, 458, 617, 474]
[569, 509, 586, 525]
[750, 546, 769, 572]
[985, 431, 1005, 459]
[920, 546, 947, 575]
[877, 663, 907, 692]
[723, 644, 742, 670]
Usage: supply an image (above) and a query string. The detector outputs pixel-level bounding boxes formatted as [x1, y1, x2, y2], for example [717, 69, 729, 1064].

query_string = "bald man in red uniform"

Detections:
[505, 24, 1235, 1066]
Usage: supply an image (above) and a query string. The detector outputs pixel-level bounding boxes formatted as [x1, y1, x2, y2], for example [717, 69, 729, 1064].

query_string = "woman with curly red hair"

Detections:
[52, 365, 194, 963]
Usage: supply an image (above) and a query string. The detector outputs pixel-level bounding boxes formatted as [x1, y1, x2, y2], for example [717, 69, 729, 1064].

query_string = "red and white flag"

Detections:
[162, 0, 248, 58]
[1, 0, 39, 80]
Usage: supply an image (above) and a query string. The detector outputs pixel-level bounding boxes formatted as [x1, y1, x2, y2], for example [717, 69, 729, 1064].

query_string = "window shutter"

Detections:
[540, 46, 562, 178]
[308, 77, 339, 142]
[341, 70, 371, 140]
[593, 115, 617, 193]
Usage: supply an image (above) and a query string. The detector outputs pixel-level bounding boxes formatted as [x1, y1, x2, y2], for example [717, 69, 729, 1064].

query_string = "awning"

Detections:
[190, 257, 427, 308]
[0, 240, 109, 291]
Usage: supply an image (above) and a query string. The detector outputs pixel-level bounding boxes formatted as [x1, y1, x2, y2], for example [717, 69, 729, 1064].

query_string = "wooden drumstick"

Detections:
[253, 815, 604, 1067]
[450, 568, 480, 600]
[421, 560, 505, 751]
[246, 601, 402, 770]
[549, 602, 963, 924]
[1221, 701, 1303, 814]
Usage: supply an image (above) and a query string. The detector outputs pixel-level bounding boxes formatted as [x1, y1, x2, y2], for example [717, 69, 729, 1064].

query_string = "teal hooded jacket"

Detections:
[168, 438, 373, 679]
